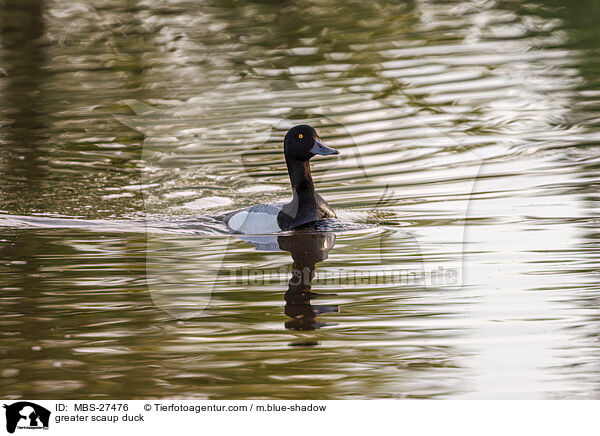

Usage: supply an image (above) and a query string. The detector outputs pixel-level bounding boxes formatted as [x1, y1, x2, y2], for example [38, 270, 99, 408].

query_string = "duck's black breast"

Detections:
[277, 193, 336, 231]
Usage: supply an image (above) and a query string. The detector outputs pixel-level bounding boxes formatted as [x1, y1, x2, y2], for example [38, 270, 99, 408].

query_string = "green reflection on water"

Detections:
[0, 0, 599, 399]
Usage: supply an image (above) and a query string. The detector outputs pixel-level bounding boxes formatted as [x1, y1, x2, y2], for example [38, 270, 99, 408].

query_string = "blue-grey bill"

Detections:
[311, 139, 339, 156]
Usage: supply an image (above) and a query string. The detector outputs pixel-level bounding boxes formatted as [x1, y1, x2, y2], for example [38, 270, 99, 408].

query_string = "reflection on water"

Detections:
[1, 0, 600, 399]
[280, 232, 338, 332]
[0, 0, 47, 211]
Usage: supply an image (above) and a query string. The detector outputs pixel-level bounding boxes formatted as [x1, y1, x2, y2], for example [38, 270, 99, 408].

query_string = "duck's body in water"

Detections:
[221, 125, 339, 234]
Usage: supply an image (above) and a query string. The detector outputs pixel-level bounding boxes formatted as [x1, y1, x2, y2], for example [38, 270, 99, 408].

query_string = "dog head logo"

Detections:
[3, 402, 50, 434]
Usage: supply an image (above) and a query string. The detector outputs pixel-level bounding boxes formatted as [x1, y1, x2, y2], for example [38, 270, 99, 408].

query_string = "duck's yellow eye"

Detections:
[298, 134, 303, 139]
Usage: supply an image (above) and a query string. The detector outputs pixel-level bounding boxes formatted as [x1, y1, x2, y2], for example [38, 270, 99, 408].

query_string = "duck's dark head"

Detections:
[284, 125, 339, 162]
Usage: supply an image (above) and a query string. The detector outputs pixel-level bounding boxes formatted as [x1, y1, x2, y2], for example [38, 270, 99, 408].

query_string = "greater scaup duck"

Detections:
[222, 125, 339, 234]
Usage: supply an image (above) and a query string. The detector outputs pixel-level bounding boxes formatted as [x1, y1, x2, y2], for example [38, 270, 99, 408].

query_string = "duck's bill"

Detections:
[311, 139, 339, 156]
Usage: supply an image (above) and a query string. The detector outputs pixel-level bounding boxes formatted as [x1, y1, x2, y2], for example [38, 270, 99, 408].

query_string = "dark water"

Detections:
[1, 0, 599, 399]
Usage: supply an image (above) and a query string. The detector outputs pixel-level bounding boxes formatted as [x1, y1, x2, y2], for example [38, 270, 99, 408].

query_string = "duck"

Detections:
[221, 125, 339, 234]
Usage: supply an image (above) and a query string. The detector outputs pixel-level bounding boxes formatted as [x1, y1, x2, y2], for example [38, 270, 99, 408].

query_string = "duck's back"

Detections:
[224, 203, 283, 234]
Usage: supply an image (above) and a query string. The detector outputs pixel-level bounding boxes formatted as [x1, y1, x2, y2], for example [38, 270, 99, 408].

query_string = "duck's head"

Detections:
[284, 125, 339, 162]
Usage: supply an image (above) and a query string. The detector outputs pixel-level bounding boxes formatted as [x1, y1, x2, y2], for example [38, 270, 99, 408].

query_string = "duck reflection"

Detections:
[277, 232, 337, 331]
[238, 231, 338, 331]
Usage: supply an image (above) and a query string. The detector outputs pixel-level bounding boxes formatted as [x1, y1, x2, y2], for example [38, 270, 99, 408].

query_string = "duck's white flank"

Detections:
[227, 203, 282, 234]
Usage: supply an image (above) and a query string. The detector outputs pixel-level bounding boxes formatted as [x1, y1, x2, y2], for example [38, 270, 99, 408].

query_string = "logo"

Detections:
[3, 402, 50, 434]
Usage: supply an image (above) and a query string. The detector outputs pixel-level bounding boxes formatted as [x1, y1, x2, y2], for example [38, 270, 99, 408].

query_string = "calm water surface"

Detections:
[1, 0, 599, 399]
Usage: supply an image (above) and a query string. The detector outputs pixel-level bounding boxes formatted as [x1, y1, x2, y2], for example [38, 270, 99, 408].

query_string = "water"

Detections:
[0, 0, 599, 399]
